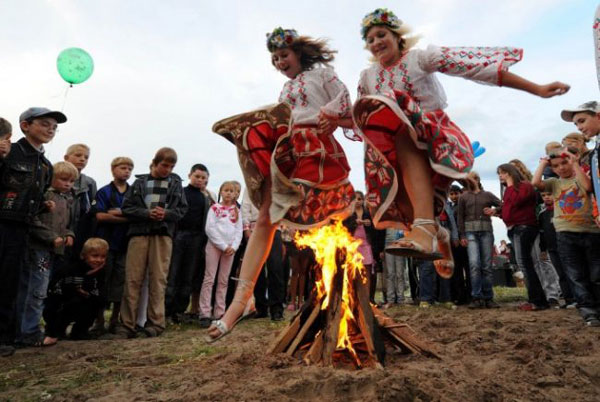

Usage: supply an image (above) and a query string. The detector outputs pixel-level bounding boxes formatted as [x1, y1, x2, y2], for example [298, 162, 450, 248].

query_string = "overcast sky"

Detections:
[1, 0, 598, 241]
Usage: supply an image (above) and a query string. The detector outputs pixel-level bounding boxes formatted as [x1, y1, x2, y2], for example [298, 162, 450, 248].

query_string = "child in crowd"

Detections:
[542, 142, 561, 179]
[198, 181, 243, 326]
[0, 108, 66, 355]
[383, 228, 407, 308]
[538, 191, 574, 307]
[532, 149, 600, 326]
[43, 238, 108, 344]
[562, 133, 590, 174]
[208, 27, 354, 341]
[352, 8, 568, 277]
[16, 161, 78, 346]
[562, 102, 600, 228]
[165, 163, 211, 323]
[64, 144, 97, 256]
[0, 117, 11, 158]
[447, 184, 471, 304]
[93, 157, 134, 333]
[497, 163, 548, 310]
[189, 164, 214, 318]
[116, 147, 187, 338]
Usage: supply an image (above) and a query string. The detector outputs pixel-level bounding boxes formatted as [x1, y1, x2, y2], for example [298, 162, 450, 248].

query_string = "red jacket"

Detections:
[501, 181, 537, 227]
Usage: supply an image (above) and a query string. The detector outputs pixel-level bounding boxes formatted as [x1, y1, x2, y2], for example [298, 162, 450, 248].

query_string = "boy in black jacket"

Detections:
[0, 108, 66, 356]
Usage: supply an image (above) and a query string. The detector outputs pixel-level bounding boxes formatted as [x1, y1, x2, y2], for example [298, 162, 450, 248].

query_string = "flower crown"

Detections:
[266, 27, 299, 51]
[361, 8, 402, 39]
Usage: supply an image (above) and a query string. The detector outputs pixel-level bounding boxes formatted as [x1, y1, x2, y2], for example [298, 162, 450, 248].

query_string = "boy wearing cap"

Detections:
[0, 107, 67, 355]
[561, 101, 600, 226]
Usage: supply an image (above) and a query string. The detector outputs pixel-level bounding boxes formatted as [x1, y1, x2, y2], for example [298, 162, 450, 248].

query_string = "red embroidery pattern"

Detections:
[437, 47, 522, 74]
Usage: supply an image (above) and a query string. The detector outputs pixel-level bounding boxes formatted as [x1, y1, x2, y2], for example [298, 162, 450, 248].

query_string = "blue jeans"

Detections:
[466, 231, 494, 300]
[417, 260, 435, 302]
[15, 249, 52, 342]
[510, 225, 547, 307]
[556, 231, 600, 320]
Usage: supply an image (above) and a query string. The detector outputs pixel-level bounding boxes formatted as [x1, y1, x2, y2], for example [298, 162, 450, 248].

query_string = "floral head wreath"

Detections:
[266, 27, 299, 51]
[361, 8, 402, 39]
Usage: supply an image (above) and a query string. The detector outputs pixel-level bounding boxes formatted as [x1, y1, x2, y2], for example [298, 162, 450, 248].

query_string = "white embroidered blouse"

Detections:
[357, 45, 523, 112]
[279, 67, 352, 124]
[205, 203, 243, 251]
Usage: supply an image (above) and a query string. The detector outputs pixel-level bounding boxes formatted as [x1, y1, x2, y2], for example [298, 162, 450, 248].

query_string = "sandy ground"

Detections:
[2, 296, 600, 402]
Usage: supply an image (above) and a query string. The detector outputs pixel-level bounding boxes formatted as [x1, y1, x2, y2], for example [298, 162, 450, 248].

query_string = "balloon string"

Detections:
[60, 84, 71, 112]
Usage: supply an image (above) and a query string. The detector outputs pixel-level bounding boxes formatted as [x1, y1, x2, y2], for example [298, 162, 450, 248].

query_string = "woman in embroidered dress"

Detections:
[353, 8, 570, 276]
[207, 28, 354, 342]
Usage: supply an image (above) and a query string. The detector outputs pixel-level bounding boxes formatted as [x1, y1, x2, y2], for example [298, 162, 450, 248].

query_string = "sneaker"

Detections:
[585, 317, 600, 327]
[468, 299, 484, 309]
[565, 302, 577, 309]
[548, 298, 560, 309]
[271, 311, 284, 321]
[439, 301, 458, 310]
[419, 301, 431, 309]
[0, 344, 15, 357]
[485, 300, 501, 309]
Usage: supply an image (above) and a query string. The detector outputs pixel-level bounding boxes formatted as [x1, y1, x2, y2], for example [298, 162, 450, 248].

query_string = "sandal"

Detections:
[385, 219, 443, 260]
[204, 278, 256, 343]
[434, 226, 454, 279]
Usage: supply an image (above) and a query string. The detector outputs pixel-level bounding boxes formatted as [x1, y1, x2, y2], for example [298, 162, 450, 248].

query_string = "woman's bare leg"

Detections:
[208, 180, 278, 337]
[394, 130, 436, 252]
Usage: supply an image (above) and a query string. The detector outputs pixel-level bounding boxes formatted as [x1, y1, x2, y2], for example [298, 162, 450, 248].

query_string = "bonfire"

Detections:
[269, 220, 439, 369]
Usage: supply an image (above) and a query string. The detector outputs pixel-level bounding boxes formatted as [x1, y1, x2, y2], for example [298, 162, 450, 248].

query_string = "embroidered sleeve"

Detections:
[320, 68, 351, 119]
[419, 45, 523, 86]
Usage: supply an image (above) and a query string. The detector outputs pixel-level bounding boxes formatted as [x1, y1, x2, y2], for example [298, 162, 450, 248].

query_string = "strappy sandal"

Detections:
[385, 218, 443, 260]
[204, 278, 256, 343]
[434, 226, 455, 279]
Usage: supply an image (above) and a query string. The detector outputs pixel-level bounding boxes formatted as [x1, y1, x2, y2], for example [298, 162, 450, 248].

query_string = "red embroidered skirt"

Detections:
[353, 91, 474, 229]
[212, 103, 354, 229]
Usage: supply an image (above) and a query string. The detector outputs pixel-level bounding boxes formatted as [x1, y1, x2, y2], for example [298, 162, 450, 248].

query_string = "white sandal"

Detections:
[385, 218, 443, 260]
[204, 278, 256, 343]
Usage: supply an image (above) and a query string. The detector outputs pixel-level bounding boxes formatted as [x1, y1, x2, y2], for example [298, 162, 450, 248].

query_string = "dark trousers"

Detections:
[450, 245, 471, 304]
[43, 294, 102, 339]
[225, 237, 247, 308]
[556, 231, 600, 320]
[254, 230, 285, 315]
[165, 231, 205, 317]
[0, 223, 28, 344]
[510, 225, 548, 307]
[547, 249, 574, 304]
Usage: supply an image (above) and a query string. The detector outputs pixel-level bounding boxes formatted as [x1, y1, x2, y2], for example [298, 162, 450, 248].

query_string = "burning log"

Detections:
[269, 220, 440, 369]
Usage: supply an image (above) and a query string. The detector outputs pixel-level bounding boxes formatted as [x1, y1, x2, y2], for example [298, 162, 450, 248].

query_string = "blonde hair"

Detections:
[66, 143, 90, 156]
[81, 237, 109, 257]
[509, 159, 532, 182]
[366, 24, 420, 62]
[152, 147, 177, 166]
[53, 161, 79, 180]
[111, 156, 134, 169]
[562, 132, 587, 146]
[544, 141, 562, 155]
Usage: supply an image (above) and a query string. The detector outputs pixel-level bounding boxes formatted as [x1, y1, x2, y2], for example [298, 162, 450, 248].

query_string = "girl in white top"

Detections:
[353, 8, 569, 276]
[198, 181, 243, 324]
[208, 28, 354, 341]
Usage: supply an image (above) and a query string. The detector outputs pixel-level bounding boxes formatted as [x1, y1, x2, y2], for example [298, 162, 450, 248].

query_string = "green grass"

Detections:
[493, 286, 528, 303]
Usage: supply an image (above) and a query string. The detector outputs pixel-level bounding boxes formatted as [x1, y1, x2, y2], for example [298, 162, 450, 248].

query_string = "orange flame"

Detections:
[295, 219, 367, 356]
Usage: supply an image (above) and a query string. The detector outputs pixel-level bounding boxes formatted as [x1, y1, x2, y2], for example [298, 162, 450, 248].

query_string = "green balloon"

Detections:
[57, 48, 94, 85]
